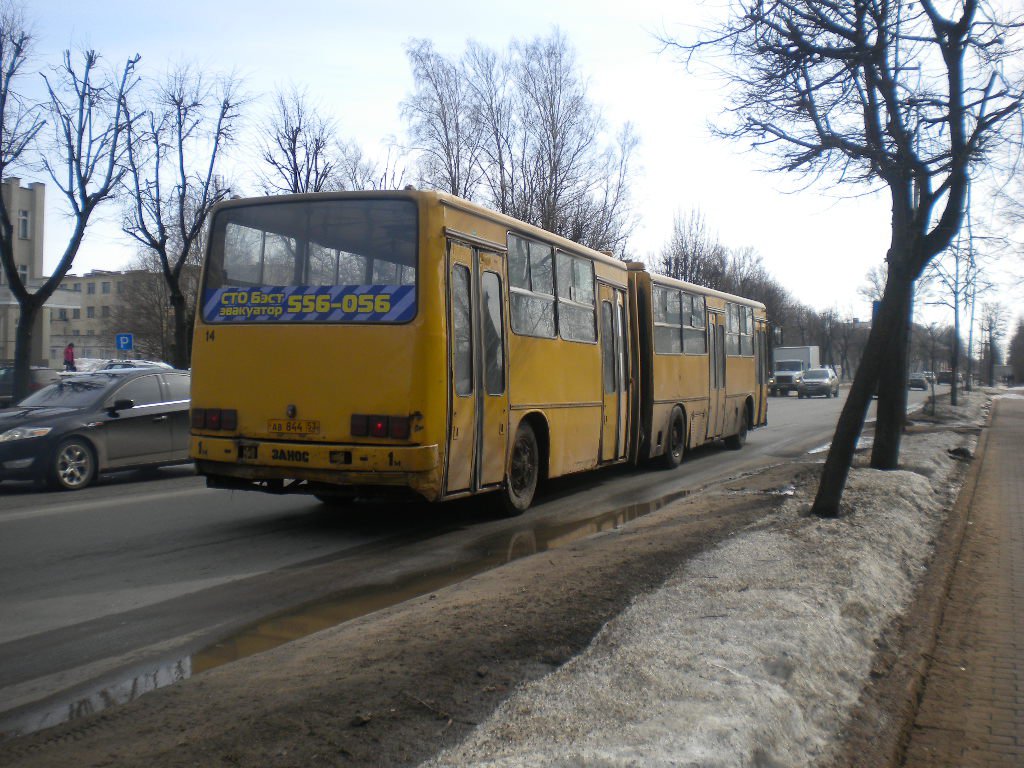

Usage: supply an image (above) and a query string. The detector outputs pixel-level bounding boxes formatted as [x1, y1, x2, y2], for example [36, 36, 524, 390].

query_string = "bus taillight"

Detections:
[192, 408, 237, 431]
[369, 416, 388, 438]
[350, 414, 409, 440]
[389, 417, 410, 440]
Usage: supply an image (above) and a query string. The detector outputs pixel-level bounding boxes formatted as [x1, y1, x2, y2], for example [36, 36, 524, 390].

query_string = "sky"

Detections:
[23, 0, 1022, 333]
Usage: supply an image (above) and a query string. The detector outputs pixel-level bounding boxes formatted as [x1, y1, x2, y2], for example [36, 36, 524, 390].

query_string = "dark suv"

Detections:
[0, 367, 61, 408]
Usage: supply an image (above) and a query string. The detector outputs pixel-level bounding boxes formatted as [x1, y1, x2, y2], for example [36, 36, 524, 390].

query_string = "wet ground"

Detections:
[0, 464, 801, 767]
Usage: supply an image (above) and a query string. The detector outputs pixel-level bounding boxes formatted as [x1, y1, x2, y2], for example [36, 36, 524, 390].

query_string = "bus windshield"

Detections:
[202, 198, 418, 324]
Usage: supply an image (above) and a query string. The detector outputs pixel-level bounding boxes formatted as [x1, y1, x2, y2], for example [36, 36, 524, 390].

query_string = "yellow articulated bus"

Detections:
[626, 266, 768, 468]
[189, 190, 766, 513]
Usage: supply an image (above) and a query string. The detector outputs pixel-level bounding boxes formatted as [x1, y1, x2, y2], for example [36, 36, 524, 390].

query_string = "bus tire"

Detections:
[725, 409, 748, 450]
[501, 421, 539, 515]
[661, 408, 685, 469]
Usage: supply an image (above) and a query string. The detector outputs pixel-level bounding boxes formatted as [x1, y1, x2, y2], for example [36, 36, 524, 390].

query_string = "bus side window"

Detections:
[601, 302, 616, 392]
[482, 272, 505, 395]
[452, 264, 473, 396]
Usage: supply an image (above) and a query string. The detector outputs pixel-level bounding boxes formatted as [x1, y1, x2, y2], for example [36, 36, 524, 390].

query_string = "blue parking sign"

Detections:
[115, 333, 134, 352]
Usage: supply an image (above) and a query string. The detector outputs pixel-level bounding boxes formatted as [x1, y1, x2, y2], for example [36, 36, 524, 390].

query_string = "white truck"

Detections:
[770, 345, 820, 396]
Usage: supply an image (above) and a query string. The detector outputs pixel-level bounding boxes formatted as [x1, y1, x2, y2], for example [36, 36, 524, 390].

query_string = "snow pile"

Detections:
[425, 402, 985, 767]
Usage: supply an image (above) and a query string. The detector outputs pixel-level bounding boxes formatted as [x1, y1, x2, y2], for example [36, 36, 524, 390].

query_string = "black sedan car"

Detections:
[0, 368, 191, 490]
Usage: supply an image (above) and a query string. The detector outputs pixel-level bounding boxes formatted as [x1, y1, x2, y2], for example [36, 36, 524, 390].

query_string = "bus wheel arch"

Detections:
[661, 405, 686, 469]
[725, 398, 752, 450]
[501, 413, 548, 515]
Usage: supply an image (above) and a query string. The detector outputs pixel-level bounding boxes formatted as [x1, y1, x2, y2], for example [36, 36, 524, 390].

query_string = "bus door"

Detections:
[446, 242, 509, 495]
[599, 284, 628, 462]
[707, 311, 727, 439]
[755, 321, 768, 425]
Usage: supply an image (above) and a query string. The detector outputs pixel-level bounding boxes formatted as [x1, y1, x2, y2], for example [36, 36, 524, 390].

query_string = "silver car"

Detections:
[797, 367, 840, 399]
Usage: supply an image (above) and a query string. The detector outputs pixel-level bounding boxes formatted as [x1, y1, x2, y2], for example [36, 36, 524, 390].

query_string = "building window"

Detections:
[17, 210, 29, 239]
[101, 305, 110, 318]
[58, 309, 68, 321]
[101, 282, 111, 294]
[117, 282, 126, 294]
[72, 329, 80, 336]
[73, 308, 81, 319]
[74, 283, 81, 292]
[87, 306, 95, 318]
[17, 264, 28, 283]
[86, 330, 94, 336]
[87, 283, 96, 294]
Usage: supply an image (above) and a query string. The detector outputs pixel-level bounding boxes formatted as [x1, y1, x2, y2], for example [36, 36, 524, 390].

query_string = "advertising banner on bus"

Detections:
[202, 285, 416, 324]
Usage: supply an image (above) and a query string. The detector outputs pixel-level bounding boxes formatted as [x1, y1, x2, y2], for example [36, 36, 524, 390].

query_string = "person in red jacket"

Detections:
[63, 342, 76, 371]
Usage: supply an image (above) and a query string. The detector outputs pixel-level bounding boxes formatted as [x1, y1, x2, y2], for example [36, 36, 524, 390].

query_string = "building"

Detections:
[49, 270, 133, 363]
[0, 178, 79, 367]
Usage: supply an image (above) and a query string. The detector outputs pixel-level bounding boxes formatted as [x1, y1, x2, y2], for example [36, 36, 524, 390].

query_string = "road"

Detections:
[0, 387, 933, 736]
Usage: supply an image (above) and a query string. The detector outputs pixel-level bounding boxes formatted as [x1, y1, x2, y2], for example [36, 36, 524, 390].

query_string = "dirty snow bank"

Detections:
[426, 398, 986, 768]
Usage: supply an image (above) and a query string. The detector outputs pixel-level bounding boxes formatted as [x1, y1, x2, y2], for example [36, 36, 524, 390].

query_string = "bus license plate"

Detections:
[268, 419, 320, 435]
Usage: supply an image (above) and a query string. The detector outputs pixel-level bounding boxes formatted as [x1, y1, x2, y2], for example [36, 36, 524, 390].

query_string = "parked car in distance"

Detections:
[797, 367, 840, 399]
[922, 371, 935, 383]
[0, 368, 191, 490]
[99, 359, 173, 370]
[0, 366, 61, 408]
[908, 372, 929, 390]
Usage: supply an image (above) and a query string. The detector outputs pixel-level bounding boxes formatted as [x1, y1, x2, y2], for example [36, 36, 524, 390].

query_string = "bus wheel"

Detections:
[502, 422, 539, 515]
[725, 410, 748, 450]
[661, 408, 685, 469]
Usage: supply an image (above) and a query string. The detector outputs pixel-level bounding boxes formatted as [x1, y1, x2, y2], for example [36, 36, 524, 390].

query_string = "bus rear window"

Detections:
[202, 198, 417, 324]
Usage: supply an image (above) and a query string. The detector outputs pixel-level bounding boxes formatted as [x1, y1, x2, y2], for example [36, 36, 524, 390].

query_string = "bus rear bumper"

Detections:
[190, 436, 441, 500]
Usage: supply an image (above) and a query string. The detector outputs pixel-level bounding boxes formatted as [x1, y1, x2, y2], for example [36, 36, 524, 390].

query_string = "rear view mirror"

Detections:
[110, 399, 135, 413]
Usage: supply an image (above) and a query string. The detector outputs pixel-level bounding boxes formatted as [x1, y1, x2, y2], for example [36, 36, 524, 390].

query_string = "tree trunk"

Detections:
[171, 293, 190, 370]
[950, 300, 961, 406]
[811, 270, 911, 517]
[870, 274, 914, 469]
[11, 302, 39, 403]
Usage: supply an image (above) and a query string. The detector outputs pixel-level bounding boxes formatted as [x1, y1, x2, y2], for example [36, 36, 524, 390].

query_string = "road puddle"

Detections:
[1, 485, 694, 742]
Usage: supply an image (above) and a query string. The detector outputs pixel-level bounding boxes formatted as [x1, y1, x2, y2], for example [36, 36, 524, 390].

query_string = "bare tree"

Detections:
[1008, 319, 1024, 385]
[337, 141, 407, 190]
[0, 3, 138, 400]
[103, 249, 200, 361]
[979, 301, 1008, 385]
[257, 85, 338, 194]
[402, 39, 482, 198]
[835, 314, 870, 381]
[402, 30, 637, 253]
[921, 236, 987, 404]
[121, 65, 242, 369]
[657, 208, 727, 287]
[858, 264, 886, 306]
[667, 0, 1024, 516]
[464, 41, 516, 214]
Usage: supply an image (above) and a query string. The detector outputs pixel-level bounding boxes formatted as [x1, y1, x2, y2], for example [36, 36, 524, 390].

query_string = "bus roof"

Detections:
[210, 189, 628, 274]
[626, 262, 767, 312]
[208, 190, 764, 311]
